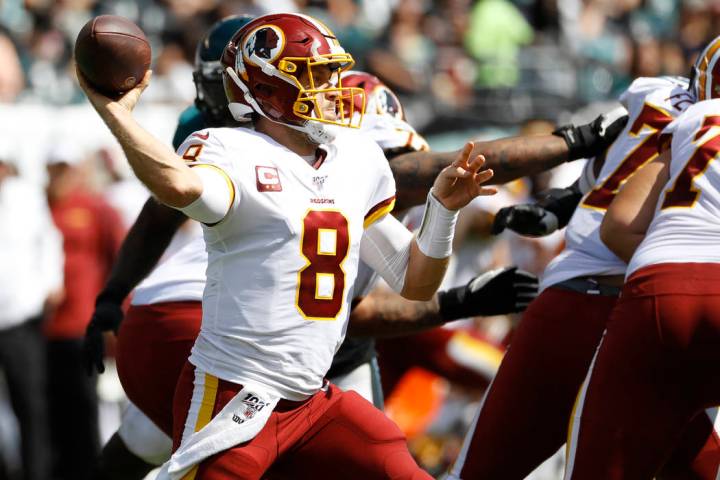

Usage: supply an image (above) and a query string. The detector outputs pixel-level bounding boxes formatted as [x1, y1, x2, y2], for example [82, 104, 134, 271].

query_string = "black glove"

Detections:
[554, 107, 629, 160]
[82, 288, 126, 375]
[492, 204, 558, 237]
[438, 267, 539, 319]
[492, 185, 583, 237]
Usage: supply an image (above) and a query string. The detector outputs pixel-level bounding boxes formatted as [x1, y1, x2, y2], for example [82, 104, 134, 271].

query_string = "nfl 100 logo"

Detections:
[232, 393, 268, 425]
[256, 166, 282, 192]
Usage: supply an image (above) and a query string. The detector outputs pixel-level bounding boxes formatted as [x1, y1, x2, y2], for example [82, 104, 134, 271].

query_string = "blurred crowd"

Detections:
[0, 0, 719, 479]
[2, 0, 720, 123]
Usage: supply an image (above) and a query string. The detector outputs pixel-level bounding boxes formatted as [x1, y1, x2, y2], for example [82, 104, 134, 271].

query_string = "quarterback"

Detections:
[79, 12, 494, 479]
[86, 16, 540, 479]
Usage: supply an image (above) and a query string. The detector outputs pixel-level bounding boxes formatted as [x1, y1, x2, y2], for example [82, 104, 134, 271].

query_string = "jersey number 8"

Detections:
[296, 210, 350, 320]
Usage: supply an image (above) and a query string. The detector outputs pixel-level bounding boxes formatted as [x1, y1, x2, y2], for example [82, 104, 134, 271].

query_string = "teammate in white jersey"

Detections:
[79, 12, 499, 479]
[565, 77, 720, 478]
[449, 72, 720, 479]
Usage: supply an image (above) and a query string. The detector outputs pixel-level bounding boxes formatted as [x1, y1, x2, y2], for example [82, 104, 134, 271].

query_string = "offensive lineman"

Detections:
[448, 75, 699, 480]
[563, 46, 720, 479]
[451, 43, 720, 479]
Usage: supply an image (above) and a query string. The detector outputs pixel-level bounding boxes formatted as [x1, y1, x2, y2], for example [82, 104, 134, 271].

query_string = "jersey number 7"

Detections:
[661, 115, 720, 209]
[582, 104, 673, 210]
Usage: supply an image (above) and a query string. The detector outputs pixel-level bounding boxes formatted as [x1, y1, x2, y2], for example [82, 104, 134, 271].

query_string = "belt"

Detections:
[275, 379, 330, 412]
[553, 277, 622, 297]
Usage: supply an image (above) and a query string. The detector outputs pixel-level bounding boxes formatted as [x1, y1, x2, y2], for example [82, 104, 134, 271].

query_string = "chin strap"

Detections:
[225, 67, 266, 121]
[227, 103, 253, 123]
[225, 67, 335, 144]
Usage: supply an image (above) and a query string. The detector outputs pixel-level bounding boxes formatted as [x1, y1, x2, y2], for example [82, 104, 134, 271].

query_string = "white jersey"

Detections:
[541, 77, 693, 290]
[130, 221, 207, 305]
[133, 211, 382, 307]
[628, 98, 720, 275]
[130, 115, 412, 307]
[177, 127, 396, 400]
[339, 113, 427, 300]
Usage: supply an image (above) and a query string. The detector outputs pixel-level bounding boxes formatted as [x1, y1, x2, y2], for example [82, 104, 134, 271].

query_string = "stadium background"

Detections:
[0, 0, 717, 478]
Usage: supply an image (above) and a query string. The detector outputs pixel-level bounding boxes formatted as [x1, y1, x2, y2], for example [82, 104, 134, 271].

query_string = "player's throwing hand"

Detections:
[77, 66, 152, 118]
[432, 142, 497, 210]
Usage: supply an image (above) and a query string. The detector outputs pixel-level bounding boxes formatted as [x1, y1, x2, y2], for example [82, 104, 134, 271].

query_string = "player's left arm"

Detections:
[362, 143, 496, 301]
[600, 150, 670, 263]
[389, 108, 627, 210]
[403, 144, 497, 300]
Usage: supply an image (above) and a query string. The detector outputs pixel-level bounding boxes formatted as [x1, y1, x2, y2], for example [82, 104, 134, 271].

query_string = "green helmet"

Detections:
[193, 15, 254, 125]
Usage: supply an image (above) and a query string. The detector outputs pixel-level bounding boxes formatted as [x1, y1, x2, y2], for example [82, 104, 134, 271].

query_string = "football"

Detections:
[74, 15, 151, 95]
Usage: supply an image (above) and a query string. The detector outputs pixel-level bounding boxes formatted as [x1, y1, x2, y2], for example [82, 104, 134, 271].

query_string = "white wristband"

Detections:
[415, 190, 458, 259]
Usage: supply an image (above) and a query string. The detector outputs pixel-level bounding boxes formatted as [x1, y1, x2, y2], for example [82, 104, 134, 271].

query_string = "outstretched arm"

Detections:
[348, 288, 440, 338]
[368, 143, 497, 301]
[389, 136, 566, 211]
[390, 109, 627, 211]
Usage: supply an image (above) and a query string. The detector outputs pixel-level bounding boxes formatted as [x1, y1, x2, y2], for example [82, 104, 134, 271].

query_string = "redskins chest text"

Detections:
[310, 198, 335, 205]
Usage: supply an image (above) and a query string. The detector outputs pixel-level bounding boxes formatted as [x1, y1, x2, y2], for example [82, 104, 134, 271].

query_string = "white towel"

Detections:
[156, 383, 280, 480]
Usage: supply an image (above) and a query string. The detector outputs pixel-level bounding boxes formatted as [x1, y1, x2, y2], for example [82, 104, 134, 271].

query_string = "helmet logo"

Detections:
[242, 25, 285, 66]
[375, 87, 402, 119]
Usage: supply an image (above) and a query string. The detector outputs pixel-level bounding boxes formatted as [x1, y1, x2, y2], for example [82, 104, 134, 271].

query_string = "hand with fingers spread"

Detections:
[438, 267, 539, 320]
[432, 142, 497, 210]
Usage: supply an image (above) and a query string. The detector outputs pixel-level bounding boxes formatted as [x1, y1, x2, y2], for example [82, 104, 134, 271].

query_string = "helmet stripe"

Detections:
[697, 37, 720, 101]
[294, 13, 340, 47]
[708, 43, 720, 100]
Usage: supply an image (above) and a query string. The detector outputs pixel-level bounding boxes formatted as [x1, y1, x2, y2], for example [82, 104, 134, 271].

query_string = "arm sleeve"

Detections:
[360, 214, 414, 293]
[175, 130, 238, 224]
